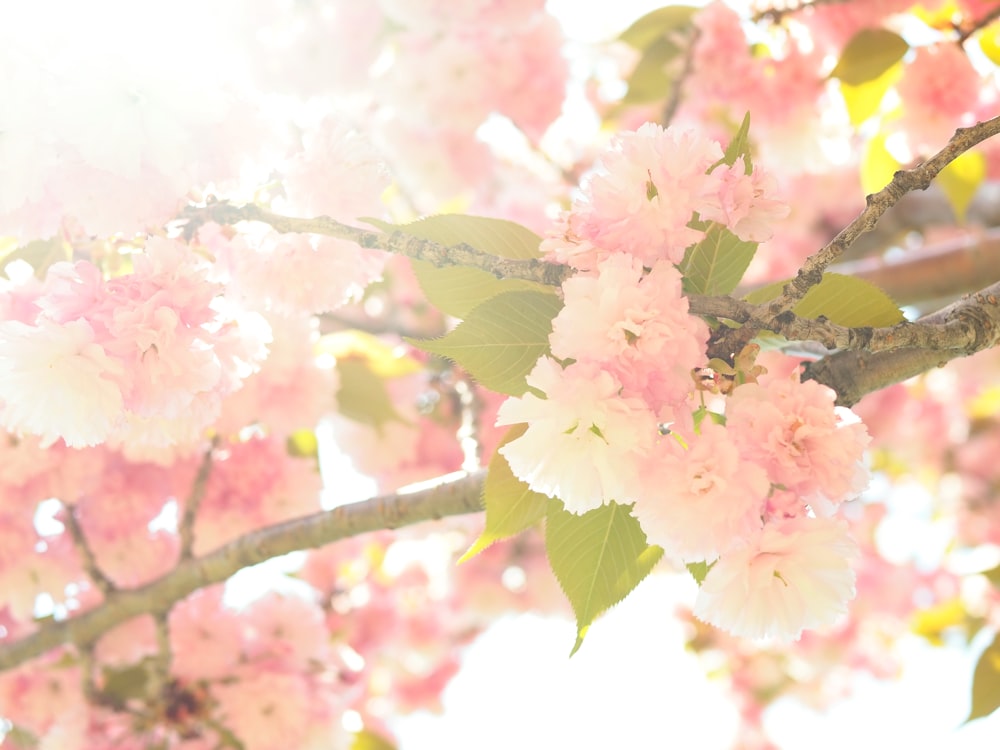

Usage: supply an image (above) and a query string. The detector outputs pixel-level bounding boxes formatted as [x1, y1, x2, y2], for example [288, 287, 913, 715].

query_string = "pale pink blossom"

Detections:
[633, 421, 770, 562]
[0, 318, 124, 447]
[693, 516, 859, 640]
[212, 669, 315, 750]
[726, 377, 871, 508]
[549, 256, 708, 410]
[496, 357, 656, 513]
[576, 123, 724, 265]
[700, 164, 790, 242]
[233, 232, 386, 315]
[244, 592, 329, 669]
[897, 43, 981, 152]
[282, 118, 389, 222]
[169, 586, 245, 681]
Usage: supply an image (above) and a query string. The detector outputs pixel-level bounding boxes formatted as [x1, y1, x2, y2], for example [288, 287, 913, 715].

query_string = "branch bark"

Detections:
[0, 470, 486, 672]
[767, 116, 1000, 315]
[181, 201, 571, 287]
[803, 287, 1000, 406]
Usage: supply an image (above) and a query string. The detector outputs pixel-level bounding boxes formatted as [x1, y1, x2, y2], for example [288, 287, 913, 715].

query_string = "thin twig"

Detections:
[767, 116, 1000, 316]
[661, 26, 700, 126]
[181, 201, 571, 287]
[62, 505, 116, 597]
[178, 444, 215, 560]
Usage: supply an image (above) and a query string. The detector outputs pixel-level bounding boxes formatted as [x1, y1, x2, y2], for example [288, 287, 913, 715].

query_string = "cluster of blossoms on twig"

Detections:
[498, 122, 871, 640]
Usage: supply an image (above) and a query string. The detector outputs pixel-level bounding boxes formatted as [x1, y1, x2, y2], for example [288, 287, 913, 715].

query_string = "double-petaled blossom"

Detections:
[693, 516, 859, 640]
[496, 357, 656, 514]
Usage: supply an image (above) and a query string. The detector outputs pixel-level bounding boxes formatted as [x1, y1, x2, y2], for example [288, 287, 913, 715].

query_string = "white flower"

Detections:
[496, 357, 655, 513]
[0, 319, 124, 447]
[693, 516, 858, 640]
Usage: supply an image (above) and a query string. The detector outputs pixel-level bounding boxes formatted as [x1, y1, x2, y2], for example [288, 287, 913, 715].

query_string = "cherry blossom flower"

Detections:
[726, 376, 871, 509]
[575, 123, 724, 265]
[632, 421, 770, 562]
[0, 318, 124, 448]
[496, 357, 656, 513]
[693, 516, 859, 640]
[700, 164, 790, 242]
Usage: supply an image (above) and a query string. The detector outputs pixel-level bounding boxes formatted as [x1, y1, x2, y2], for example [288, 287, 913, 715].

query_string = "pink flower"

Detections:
[725, 377, 871, 508]
[693, 516, 859, 640]
[169, 586, 245, 681]
[496, 357, 656, 513]
[700, 164, 789, 242]
[632, 421, 770, 562]
[897, 43, 981, 152]
[576, 123, 724, 265]
[0, 318, 124, 447]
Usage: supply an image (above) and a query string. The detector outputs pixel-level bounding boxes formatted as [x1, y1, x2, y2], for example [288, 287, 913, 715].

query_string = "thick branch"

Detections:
[768, 116, 1000, 315]
[691, 279, 1000, 357]
[804, 287, 1000, 405]
[0, 470, 486, 672]
[182, 202, 571, 287]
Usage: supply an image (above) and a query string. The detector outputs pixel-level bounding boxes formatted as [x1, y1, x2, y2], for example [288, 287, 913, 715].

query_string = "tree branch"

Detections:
[0, 470, 486, 672]
[181, 201, 571, 287]
[767, 116, 1000, 316]
[803, 285, 1000, 405]
[691, 278, 1000, 357]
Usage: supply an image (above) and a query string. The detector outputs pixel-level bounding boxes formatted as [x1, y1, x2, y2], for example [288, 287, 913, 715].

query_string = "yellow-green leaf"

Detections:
[0, 237, 72, 279]
[546, 500, 664, 655]
[829, 28, 909, 86]
[938, 150, 985, 222]
[286, 429, 319, 458]
[619, 5, 699, 49]
[316, 330, 422, 377]
[839, 61, 903, 126]
[745, 273, 904, 327]
[460, 424, 549, 562]
[979, 23, 1000, 67]
[680, 223, 758, 296]
[350, 729, 397, 750]
[362, 214, 543, 260]
[861, 131, 901, 196]
[410, 260, 552, 319]
[686, 561, 711, 585]
[968, 632, 1000, 723]
[407, 290, 562, 396]
[336, 357, 409, 430]
[719, 112, 753, 174]
[621, 37, 683, 106]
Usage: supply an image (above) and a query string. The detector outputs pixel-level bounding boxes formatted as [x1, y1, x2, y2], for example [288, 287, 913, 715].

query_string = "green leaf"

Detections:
[410, 260, 552, 319]
[0, 237, 72, 279]
[619, 5, 700, 49]
[861, 131, 901, 195]
[361, 214, 543, 260]
[745, 273, 904, 327]
[407, 290, 563, 396]
[546, 500, 664, 655]
[719, 112, 753, 174]
[317, 330, 422, 377]
[101, 662, 151, 705]
[286, 429, 319, 458]
[680, 223, 758, 296]
[350, 729, 397, 750]
[938, 150, 985, 223]
[839, 61, 902, 126]
[620, 37, 683, 106]
[336, 357, 409, 430]
[686, 561, 711, 585]
[460, 424, 550, 562]
[829, 28, 909, 86]
[968, 632, 1000, 723]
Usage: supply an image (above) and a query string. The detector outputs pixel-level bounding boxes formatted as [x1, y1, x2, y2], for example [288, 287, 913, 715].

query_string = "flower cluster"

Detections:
[0, 238, 269, 453]
[499, 123, 869, 640]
